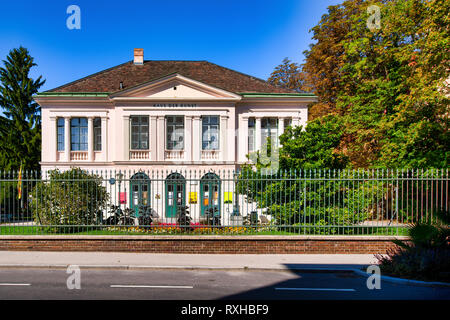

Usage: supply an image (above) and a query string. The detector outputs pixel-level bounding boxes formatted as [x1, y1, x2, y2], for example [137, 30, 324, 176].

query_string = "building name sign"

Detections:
[153, 103, 198, 108]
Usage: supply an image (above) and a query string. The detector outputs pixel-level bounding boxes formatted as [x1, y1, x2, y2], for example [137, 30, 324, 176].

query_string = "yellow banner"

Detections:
[224, 192, 233, 204]
[17, 166, 22, 200]
[189, 192, 197, 204]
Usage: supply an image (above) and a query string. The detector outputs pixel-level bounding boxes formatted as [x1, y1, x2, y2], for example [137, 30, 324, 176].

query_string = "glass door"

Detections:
[130, 173, 151, 216]
[165, 173, 186, 218]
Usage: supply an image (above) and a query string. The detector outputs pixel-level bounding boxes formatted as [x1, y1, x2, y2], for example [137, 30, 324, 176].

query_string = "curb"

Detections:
[351, 268, 450, 288]
[0, 264, 356, 273]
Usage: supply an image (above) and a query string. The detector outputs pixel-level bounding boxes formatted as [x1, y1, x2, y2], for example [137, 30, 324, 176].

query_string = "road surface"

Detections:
[0, 268, 448, 300]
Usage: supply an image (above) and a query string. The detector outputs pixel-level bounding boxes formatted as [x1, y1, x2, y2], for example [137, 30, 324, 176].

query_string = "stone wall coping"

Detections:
[0, 235, 410, 241]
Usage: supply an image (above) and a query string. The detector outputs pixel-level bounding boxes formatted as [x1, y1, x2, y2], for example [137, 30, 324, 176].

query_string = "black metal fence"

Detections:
[0, 168, 448, 235]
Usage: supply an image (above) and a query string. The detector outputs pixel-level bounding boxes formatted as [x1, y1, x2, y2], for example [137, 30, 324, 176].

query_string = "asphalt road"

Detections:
[0, 268, 448, 300]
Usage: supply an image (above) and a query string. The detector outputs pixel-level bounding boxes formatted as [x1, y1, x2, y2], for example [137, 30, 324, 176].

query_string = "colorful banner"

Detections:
[119, 192, 127, 204]
[224, 192, 233, 204]
[17, 165, 22, 200]
[189, 192, 197, 204]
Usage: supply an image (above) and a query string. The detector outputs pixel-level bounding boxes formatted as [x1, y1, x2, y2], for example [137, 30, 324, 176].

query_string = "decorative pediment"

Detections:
[109, 73, 241, 101]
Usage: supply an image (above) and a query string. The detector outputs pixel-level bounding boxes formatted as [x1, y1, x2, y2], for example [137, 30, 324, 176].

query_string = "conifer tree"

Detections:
[0, 47, 45, 171]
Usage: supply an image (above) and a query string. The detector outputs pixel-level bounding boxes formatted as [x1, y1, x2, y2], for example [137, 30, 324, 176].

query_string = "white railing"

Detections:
[130, 150, 150, 160]
[70, 151, 88, 161]
[201, 150, 220, 160]
[165, 150, 185, 160]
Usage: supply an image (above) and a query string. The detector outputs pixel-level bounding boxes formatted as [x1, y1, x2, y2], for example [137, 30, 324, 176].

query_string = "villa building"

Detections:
[33, 49, 317, 221]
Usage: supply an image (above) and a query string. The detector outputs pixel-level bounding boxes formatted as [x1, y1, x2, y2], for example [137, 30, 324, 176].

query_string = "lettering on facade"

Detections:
[152, 103, 198, 108]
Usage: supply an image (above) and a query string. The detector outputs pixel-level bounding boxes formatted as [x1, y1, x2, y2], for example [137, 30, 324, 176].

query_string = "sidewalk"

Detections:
[0, 251, 378, 270]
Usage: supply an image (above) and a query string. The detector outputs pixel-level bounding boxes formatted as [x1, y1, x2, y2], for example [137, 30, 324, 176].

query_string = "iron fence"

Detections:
[0, 168, 448, 235]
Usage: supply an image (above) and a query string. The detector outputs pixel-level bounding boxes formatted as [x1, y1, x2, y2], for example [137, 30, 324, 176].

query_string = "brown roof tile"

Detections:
[48, 60, 294, 94]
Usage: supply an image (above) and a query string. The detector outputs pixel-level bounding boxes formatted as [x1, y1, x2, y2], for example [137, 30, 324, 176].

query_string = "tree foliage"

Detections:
[269, 0, 449, 168]
[333, 0, 449, 168]
[31, 168, 109, 233]
[247, 0, 449, 232]
[0, 47, 45, 171]
[268, 57, 308, 93]
[279, 115, 348, 170]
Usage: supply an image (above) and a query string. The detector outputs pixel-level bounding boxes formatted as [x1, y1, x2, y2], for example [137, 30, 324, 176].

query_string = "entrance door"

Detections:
[200, 173, 221, 217]
[165, 173, 186, 218]
[130, 173, 151, 216]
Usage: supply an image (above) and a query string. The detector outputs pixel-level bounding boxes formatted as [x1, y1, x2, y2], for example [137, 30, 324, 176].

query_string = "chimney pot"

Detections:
[134, 48, 144, 65]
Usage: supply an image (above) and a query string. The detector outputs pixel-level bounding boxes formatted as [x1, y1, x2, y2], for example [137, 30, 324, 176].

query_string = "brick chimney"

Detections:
[133, 48, 144, 65]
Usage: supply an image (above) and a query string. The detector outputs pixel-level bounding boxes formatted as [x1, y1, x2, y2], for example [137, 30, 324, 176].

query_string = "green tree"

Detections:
[301, 0, 363, 119]
[335, 0, 449, 167]
[0, 47, 45, 171]
[298, 0, 449, 168]
[278, 115, 348, 170]
[268, 57, 308, 93]
[31, 168, 109, 233]
[236, 117, 379, 234]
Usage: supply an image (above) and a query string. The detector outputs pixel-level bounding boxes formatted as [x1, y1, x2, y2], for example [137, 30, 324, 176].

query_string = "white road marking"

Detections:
[0, 283, 31, 286]
[110, 285, 193, 289]
[275, 287, 355, 292]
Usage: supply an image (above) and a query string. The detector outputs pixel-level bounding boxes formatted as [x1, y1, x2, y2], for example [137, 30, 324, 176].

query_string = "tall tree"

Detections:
[296, 0, 448, 168]
[301, 0, 364, 119]
[377, 0, 450, 167]
[268, 58, 308, 93]
[0, 47, 45, 171]
[335, 0, 449, 167]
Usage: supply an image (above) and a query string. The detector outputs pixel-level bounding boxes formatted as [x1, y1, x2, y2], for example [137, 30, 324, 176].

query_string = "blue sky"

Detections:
[0, 0, 341, 92]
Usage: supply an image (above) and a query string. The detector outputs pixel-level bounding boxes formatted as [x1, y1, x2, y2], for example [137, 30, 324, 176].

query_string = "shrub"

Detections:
[176, 205, 193, 232]
[376, 209, 450, 282]
[30, 168, 108, 233]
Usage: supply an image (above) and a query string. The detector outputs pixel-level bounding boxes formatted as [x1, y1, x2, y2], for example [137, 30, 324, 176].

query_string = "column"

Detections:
[64, 117, 70, 162]
[123, 115, 130, 161]
[185, 116, 193, 161]
[157, 116, 165, 161]
[292, 117, 300, 128]
[49, 117, 57, 162]
[192, 116, 201, 161]
[101, 116, 108, 162]
[88, 117, 94, 161]
[220, 115, 228, 161]
[299, 108, 308, 129]
[255, 116, 262, 152]
[238, 116, 248, 163]
[150, 116, 157, 161]
[278, 117, 284, 147]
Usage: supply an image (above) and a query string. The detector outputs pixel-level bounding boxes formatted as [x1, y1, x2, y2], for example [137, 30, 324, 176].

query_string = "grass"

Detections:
[0, 225, 410, 236]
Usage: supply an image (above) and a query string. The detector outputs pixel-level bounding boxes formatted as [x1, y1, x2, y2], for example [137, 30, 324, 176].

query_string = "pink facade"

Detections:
[36, 75, 315, 173]
[33, 50, 317, 222]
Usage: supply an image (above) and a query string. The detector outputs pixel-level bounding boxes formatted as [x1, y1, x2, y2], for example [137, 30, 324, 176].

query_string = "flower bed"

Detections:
[107, 222, 268, 235]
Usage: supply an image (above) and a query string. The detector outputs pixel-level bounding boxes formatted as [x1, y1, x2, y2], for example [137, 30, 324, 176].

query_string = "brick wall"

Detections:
[0, 235, 407, 254]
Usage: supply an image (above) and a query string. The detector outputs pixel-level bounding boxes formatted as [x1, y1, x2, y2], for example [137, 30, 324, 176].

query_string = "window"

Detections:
[70, 118, 88, 151]
[57, 118, 64, 151]
[166, 116, 184, 150]
[202, 116, 219, 150]
[284, 118, 292, 130]
[248, 117, 255, 152]
[93, 118, 101, 151]
[261, 118, 278, 148]
[130, 116, 149, 150]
